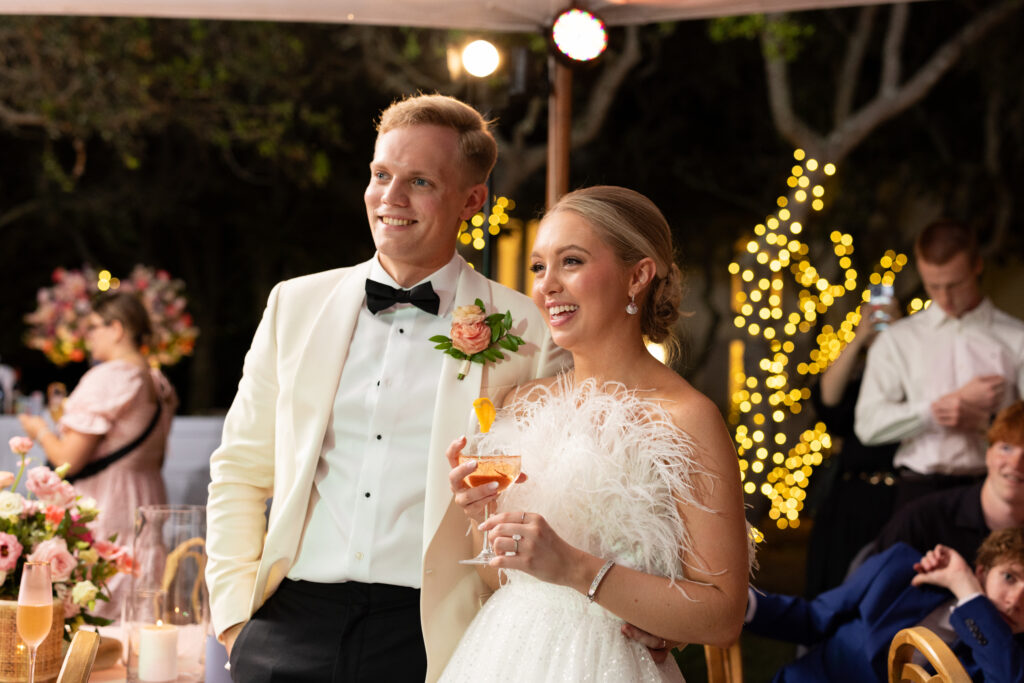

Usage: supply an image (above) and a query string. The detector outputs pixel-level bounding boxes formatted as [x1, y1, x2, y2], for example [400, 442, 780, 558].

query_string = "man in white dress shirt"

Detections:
[855, 219, 1024, 508]
[205, 94, 569, 682]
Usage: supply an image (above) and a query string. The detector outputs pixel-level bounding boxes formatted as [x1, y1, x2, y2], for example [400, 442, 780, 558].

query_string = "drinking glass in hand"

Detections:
[458, 453, 522, 565]
[17, 561, 53, 683]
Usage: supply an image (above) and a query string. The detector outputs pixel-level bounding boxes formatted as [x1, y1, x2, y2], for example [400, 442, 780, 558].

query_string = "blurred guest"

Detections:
[745, 527, 1024, 682]
[855, 220, 1024, 508]
[0, 355, 15, 414]
[805, 301, 898, 596]
[19, 291, 178, 619]
[875, 400, 1024, 562]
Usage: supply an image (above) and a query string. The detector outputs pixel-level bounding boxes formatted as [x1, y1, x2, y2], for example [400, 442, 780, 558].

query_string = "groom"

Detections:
[205, 94, 569, 682]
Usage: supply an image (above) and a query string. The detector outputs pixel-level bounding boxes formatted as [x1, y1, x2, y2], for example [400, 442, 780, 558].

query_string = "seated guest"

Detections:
[18, 291, 178, 619]
[875, 400, 1024, 562]
[744, 528, 1024, 682]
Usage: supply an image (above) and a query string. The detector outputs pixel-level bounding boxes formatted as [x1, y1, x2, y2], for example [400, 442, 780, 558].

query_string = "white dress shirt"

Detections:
[288, 253, 463, 587]
[855, 298, 1024, 475]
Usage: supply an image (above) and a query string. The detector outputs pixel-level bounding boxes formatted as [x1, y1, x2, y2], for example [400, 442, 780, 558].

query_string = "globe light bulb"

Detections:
[551, 8, 607, 62]
[462, 40, 499, 78]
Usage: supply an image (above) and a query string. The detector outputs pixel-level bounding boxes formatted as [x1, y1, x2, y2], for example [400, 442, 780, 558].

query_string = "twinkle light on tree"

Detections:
[459, 196, 514, 251]
[730, 150, 910, 530]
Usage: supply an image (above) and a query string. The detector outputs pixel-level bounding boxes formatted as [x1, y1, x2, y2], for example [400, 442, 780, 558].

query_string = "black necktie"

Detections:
[365, 279, 440, 315]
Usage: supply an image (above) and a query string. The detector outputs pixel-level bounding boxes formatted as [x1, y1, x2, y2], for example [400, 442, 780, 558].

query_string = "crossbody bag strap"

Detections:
[66, 402, 163, 484]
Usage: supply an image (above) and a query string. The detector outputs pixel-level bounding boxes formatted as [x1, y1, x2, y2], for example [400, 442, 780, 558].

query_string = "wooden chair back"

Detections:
[705, 641, 743, 683]
[56, 628, 100, 683]
[888, 626, 970, 683]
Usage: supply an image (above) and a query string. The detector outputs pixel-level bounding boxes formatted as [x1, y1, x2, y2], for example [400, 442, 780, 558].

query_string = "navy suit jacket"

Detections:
[746, 543, 1024, 682]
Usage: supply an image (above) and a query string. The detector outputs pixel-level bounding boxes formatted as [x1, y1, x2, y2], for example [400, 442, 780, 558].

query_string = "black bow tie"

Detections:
[365, 279, 440, 315]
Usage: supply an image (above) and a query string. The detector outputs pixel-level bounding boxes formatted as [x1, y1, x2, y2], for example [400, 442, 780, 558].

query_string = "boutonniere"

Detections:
[430, 299, 525, 380]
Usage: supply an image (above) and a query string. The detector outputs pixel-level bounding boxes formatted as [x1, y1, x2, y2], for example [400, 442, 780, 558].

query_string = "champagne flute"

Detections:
[458, 451, 522, 565]
[18, 561, 53, 683]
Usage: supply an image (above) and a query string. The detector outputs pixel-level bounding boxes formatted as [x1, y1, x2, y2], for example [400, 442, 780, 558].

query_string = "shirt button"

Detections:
[376, 434, 382, 440]
[364, 492, 371, 498]
[355, 552, 363, 560]
[399, 328, 405, 334]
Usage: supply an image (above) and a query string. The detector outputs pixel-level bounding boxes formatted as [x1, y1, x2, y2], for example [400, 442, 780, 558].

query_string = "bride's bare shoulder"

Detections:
[649, 373, 725, 438]
[499, 374, 563, 408]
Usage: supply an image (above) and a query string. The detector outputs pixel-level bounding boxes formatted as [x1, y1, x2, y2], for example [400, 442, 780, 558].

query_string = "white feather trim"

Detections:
[475, 373, 726, 586]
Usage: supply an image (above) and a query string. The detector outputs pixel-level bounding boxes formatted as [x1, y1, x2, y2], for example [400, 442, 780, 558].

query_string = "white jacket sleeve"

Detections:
[205, 283, 281, 638]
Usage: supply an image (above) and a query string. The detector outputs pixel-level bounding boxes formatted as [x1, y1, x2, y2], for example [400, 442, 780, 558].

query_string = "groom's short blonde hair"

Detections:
[376, 93, 497, 185]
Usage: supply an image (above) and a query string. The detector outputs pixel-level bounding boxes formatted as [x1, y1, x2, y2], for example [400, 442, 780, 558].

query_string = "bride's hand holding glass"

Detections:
[446, 436, 527, 525]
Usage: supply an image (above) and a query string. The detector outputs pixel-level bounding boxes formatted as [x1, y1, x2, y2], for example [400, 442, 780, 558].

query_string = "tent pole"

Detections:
[545, 56, 571, 210]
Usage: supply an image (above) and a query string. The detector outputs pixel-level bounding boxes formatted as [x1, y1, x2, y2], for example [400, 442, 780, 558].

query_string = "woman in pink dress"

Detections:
[19, 291, 178, 620]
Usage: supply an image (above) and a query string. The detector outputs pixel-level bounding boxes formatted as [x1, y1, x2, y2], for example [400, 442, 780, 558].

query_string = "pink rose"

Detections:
[0, 472, 14, 488]
[0, 532, 23, 572]
[27, 537, 77, 582]
[452, 305, 486, 326]
[92, 540, 119, 561]
[8, 437, 33, 456]
[114, 549, 135, 574]
[25, 467, 76, 508]
[450, 306, 491, 356]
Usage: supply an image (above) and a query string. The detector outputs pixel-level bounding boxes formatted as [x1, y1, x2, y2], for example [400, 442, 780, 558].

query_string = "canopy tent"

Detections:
[0, 0, 910, 30]
[0, 0, 923, 203]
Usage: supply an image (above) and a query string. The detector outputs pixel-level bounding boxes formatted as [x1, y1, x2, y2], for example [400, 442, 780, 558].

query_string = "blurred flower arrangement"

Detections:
[24, 265, 199, 366]
[1, 437, 133, 636]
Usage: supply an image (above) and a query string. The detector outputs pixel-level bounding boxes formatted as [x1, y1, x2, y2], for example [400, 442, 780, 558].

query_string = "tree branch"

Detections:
[761, 14, 825, 154]
[879, 3, 908, 97]
[0, 102, 46, 128]
[834, 5, 876, 127]
[825, 0, 1023, 161]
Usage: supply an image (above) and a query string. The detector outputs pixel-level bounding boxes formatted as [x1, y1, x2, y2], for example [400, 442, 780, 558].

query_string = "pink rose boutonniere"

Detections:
[430, 298, 526, 380]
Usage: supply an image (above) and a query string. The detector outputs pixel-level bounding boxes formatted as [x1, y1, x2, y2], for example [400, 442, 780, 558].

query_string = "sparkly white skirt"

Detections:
[438, 573, 685, 683]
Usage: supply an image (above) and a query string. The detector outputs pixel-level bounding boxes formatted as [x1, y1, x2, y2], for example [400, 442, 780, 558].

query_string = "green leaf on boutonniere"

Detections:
[428, 335, 450, 343]
[497, 337, 517, 351]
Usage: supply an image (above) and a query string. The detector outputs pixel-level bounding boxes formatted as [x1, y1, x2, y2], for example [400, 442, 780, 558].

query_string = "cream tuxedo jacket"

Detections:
[206, 256, 568, 681]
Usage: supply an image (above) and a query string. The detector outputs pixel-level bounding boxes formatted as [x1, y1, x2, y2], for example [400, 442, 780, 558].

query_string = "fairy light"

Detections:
[729, 150, 916, 530]
[459, 196, 516, 252]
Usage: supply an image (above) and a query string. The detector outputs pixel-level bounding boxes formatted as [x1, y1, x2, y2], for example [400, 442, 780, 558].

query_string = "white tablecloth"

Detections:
[0, 415, 224, 505]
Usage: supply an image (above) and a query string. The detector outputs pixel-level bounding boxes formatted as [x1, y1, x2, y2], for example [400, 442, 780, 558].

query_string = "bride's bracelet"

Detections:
[587, 560, 616, 603]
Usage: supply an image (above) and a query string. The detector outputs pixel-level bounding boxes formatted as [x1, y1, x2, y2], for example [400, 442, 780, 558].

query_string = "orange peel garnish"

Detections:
[472, 397, 496, 433]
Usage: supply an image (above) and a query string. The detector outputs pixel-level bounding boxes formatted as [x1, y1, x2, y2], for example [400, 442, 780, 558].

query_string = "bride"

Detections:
[440, 186, 752, 682]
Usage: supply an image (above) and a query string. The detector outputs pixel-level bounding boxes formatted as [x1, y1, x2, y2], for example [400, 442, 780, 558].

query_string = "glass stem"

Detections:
[28, 646, 37, 683]
[481, 503, 492, 555]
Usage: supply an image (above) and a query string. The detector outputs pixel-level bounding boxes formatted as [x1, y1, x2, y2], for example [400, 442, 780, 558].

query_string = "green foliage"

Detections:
[0, 16, 347, 188]
[708, 14, 815, 60]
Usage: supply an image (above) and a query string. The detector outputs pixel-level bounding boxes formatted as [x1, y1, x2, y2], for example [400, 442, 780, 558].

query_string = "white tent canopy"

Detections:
[1, 0, 911, 31]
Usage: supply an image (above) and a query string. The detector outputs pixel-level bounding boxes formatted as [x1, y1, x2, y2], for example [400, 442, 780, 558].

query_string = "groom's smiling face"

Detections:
[365, 124, 486, 287]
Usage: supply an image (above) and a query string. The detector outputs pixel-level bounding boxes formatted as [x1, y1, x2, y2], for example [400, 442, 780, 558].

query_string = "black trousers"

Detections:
[229, 579, 426, 683]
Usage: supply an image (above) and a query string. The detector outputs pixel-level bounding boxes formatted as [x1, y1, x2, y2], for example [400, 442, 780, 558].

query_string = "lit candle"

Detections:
[138, 620, 178, 682]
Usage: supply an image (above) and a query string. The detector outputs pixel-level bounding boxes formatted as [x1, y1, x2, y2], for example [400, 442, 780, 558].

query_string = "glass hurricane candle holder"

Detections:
[125, 505, 208, 683]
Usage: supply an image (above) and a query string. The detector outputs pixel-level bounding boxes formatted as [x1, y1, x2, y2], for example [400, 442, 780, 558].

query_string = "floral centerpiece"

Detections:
[24, 264, 199, 367]
[0, 437, 132, 637]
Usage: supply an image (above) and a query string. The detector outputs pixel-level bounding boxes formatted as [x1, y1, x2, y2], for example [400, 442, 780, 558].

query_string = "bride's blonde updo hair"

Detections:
[546, 185, 683, 346]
